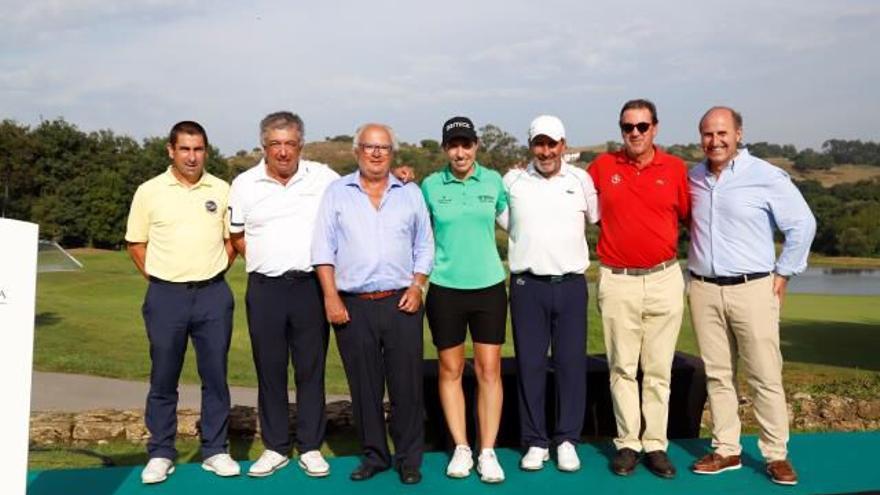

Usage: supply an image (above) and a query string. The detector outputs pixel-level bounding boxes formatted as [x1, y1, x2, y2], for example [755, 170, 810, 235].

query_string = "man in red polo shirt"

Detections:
[587, 99, 690, 479]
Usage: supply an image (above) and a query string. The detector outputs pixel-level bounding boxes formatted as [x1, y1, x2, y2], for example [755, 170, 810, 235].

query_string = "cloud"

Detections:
[1, 0, 878, 152]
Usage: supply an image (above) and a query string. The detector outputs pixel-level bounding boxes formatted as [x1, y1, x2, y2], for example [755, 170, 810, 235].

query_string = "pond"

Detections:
[788, 267, 880, 295]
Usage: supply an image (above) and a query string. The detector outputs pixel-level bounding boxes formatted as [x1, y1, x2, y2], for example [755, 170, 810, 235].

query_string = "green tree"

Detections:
[477, 124, 527, 171]
[0, 119, 37, 219]
[420, 139, 441, 153]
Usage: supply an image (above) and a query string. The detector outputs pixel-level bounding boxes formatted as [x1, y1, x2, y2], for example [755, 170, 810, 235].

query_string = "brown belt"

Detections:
[601, 259, 678, 276]
[341, 289, 405, 301]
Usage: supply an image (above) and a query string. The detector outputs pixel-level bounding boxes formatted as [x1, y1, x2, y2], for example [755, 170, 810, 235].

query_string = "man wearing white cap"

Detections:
[500, 115, 599, 472]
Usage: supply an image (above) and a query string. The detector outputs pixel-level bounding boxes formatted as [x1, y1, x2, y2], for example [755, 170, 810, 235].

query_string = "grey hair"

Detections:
[353, 123, 400, 152]
[260, 111, 304, 146]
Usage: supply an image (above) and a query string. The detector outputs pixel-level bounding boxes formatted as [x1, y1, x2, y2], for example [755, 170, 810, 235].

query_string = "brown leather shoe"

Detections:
[766, 459, 798, 485]
[692, 453, 742, 474]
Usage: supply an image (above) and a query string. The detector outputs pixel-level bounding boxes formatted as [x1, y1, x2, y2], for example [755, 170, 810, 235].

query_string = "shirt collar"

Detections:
[255, 158, 309, 185]
[525, 161, 570, 179]
[343, 170, 404, 192]
[613, 146, 665, 169]
[698, 148, 748, 176]
[163, 166, 211, 188]
[441, 161, 484, 184]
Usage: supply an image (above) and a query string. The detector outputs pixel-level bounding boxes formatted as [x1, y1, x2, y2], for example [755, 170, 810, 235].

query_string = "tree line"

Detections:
[1, 117, 877, 256]
[664, 139, 880, 170]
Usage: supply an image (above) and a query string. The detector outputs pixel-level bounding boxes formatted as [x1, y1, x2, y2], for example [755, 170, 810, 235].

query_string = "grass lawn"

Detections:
[34, 250, 880, 394]
[28, 432, 362, 471]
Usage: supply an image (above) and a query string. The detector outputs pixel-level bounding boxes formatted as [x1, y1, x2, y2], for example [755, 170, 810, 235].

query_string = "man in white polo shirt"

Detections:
[501, 115, 599, 473]
[228, 111, 339, 478]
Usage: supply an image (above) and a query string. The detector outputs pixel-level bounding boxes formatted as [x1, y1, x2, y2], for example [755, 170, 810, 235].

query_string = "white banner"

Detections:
[0, 219, 38, 495]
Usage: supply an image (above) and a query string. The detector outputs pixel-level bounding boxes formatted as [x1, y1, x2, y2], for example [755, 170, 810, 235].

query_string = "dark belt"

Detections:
[519, 272, 582, 283]
[340, 288, 405, 301]
[251, 270, 314, 280]
[148, 272, 225, 289]
[689, 271, 771, 286]
[602, 258, 678, 276]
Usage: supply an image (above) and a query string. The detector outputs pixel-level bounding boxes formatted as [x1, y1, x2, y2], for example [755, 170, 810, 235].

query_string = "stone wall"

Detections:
[700, 393, 880, 433]
[29, 394, 880, 446]
[30, 401, 355, 445]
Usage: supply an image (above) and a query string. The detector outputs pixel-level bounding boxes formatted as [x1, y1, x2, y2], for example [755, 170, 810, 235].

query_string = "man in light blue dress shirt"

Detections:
[312, 123, 434, 485]
[687, 107, 816, 486]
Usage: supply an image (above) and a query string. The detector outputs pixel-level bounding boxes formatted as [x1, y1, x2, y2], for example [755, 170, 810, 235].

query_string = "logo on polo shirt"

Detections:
[611, 173, 622, 185]
[205, 200, 218, 213]
[478, 195, 494, 203]
[656, 178, 665, 186]
[438, 196, 453, 205]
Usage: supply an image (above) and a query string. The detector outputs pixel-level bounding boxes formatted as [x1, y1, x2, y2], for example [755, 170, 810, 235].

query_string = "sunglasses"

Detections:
[619, 122, 652, 134]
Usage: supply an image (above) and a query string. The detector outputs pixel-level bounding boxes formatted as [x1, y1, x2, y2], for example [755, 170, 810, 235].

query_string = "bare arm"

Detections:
[127, 242, 149, 280]
[224, 238, 237, 267]
[230, 232, 246, 258]
[773, 274, 789, 309]
[315, 264, 350, 325]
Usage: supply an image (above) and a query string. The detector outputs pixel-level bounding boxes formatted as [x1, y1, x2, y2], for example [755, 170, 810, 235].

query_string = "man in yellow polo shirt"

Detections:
[125, 121, 239, 484]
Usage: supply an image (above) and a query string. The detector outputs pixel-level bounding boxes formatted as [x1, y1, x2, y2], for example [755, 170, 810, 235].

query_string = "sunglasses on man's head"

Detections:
[619, 122, 652, 134]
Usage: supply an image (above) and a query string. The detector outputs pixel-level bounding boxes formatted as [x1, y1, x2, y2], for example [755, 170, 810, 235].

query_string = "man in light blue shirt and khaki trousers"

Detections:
[687, 107, 816, 486]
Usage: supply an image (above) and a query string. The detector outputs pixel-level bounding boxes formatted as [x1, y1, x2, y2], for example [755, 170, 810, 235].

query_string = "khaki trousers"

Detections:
[598, 264, 684, 453]
[688, 275, 788, 461]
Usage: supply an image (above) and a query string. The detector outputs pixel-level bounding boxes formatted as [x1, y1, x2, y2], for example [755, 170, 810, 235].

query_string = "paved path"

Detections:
[30, 371, 348, 412]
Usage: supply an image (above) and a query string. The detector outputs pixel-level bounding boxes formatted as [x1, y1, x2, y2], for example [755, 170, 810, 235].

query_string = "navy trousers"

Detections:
[334, 293, 424, 469]
[510, 273, 587, 448]
[246, 272, 328, 454]
[142, 278, 233, 460]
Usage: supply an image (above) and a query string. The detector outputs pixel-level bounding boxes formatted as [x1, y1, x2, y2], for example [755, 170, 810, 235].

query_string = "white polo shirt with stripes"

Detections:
[502, 162, 600, 276]
[228, 159, 339, 276]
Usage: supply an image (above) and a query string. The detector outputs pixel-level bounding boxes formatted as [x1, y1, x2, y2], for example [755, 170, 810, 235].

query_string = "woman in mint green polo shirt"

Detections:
[421, 116, 509, 483]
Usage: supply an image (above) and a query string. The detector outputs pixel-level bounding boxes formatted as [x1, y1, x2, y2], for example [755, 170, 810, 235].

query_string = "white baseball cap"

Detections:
[529, 115, 565, 142]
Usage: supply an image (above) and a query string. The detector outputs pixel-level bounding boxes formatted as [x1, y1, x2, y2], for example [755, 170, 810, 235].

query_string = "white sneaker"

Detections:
[298, 450, 330, 477]
[201, 453, 241, 477]
[556, 441, 581, 472]
[520, 446, 550, 471]
[446, 445, 474, 478]
[141, 457, 174, 484]
[477, 449, 505, 483]
[248, 449, 289, 477]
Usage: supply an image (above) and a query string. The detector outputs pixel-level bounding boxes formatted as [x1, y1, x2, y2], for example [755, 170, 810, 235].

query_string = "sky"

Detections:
[2, 0, 879, 155]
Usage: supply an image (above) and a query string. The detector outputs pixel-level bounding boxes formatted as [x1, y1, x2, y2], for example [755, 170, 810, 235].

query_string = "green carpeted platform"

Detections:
[27, 432, 880, 495]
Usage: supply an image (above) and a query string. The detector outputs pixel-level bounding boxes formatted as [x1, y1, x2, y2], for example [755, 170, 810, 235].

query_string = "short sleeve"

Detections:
[125, 185, 150, 243]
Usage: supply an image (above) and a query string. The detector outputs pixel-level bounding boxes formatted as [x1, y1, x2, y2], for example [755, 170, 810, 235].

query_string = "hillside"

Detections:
[227, 141, 880, 187]
[768, 158, 880, 187]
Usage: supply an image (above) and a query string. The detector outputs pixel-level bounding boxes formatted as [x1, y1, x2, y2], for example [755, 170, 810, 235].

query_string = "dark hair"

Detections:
[619, 99, 658, 124]
[169, 121, 208, 147]
[260, 111, 305, 145]
[699, 106, 743, 130]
